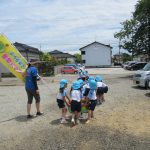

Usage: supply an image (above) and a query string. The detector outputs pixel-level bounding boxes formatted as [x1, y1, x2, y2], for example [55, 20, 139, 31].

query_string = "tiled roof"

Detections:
[13, 42, 40, 54]
[79, 41, 112, 50]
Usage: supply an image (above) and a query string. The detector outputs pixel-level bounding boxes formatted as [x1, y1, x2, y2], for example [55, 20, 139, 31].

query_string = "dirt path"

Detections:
[0, 69, 150, 150]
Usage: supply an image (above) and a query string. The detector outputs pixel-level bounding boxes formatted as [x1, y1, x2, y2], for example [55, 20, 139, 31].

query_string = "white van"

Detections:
[133, 62, 150, 89]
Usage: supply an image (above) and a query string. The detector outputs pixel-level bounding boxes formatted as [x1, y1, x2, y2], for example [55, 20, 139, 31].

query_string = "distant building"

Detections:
[79, 41, 112, 67]
[49, 50, 75, 63]
[13, 42, 40, 62]
[113, 52, 124, 64]
[0, 42, 40, 74]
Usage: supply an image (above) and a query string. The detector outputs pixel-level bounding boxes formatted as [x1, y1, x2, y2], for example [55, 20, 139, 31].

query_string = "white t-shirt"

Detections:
[71, 90, 82, 102]
[56, 89, 66, 100]
[87, 90, 97, 100]
[97, 81, 107, 88]
[82, 83, 90, 95]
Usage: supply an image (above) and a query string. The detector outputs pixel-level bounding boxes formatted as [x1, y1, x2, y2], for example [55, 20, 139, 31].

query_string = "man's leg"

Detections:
[36, 102, 40, 113]
[26, 90, 33, 118]
[27, 103, 32, 115]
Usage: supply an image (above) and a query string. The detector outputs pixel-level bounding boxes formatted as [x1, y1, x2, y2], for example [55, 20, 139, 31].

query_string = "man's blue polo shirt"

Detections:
[25, 66, 37, 90]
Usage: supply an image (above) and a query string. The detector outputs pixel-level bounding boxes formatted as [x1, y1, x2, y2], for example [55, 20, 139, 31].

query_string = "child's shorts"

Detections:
[96, 87, 104, 95]
[83, 88, 90, 96]
[103, 86, 108, 93]
[71, 100, 81, 112]
[57, 99, 65, 108]
[88, 100, 97, 111]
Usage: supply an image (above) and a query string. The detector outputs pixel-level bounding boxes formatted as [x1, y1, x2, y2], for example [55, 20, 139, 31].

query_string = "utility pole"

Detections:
[119, 39, 121, 64]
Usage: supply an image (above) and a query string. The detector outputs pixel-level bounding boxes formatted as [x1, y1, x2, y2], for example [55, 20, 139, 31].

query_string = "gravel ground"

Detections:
[0, 68, 150, 150]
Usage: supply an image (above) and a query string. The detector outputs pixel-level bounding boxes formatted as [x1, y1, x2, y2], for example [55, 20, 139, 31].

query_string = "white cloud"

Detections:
[0, 0, 138, 55]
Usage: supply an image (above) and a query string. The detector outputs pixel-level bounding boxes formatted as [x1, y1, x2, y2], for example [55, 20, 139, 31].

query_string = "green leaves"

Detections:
[114, 0, 150, 60]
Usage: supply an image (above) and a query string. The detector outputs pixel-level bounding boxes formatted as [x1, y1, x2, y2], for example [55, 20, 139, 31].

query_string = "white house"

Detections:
[79, 41, 112, 67]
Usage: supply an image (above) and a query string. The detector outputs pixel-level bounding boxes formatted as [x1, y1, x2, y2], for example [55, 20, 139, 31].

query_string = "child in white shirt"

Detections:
[95, 75, 108, 104]
[56, 79, 70, 124]
[70, 81, 82, 125]
[86, 80, 97, 123]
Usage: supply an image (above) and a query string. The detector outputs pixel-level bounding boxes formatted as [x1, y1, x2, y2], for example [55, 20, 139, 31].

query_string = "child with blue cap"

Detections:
[86, 79, 97, 123]
[56, 79, 70, 124]
[95, 75, 108, 104]
[70, 81, 82, 125]
[83, 76, 94, 98]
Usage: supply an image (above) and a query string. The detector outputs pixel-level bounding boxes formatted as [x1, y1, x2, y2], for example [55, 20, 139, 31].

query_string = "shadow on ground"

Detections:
[145, 92, 150, 97]
[119, 75, 133, 79]
[0, 115, 36, 124]
[131, 86, 147, 90]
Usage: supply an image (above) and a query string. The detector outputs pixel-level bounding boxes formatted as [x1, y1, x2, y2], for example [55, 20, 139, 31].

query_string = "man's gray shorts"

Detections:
[26, 89, 40, 104]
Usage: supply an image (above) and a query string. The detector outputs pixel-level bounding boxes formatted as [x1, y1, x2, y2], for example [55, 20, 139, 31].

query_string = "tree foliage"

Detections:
[114, 0, 150, 60]
[74, 53, 81, 63]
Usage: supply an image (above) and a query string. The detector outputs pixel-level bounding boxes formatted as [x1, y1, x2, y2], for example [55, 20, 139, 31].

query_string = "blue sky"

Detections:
[0, 0, 137, 55]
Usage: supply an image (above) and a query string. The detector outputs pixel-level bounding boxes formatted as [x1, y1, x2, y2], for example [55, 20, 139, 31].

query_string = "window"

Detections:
[82, 60, 86, 63]
[81, 51, 85, 55]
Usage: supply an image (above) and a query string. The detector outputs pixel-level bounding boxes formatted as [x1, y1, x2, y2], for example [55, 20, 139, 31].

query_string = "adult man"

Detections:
[25, 62, 43, 118]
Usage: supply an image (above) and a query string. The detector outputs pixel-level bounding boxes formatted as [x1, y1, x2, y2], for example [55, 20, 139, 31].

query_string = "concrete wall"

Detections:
[21, 52, 40, 62]
[67, 58, 75, 63]
[54, 65, 63, 75]
[81, 43, 111, 67]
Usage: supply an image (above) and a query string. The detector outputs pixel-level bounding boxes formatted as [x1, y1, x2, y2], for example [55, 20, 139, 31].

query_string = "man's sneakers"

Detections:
[36, 112, 43, 116]
[27, 114, 33, 119]
[27, 112, 43, 119]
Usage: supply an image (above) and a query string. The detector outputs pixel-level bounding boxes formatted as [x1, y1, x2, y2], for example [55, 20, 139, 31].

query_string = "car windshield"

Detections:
[65, 64, 77, 69]
[143, 62, 150, 71]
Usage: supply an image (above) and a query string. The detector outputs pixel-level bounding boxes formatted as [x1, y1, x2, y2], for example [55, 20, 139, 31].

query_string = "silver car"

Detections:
[133, 62, 150, 89]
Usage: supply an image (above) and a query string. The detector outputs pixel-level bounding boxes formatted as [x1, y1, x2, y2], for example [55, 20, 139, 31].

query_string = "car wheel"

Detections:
[74, 71, 77, 74]
[145, 80, 149, 89]
[62, 71, 65, 74]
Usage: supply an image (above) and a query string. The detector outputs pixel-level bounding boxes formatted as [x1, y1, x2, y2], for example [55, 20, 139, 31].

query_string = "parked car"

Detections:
[133, 61, 150, 89]
[64, 64, 78, 69]
[122, 61, 136, 68]
[126, 62, 147, 70]
[61, 66, 78, 74]
[124, 61, 137, 69]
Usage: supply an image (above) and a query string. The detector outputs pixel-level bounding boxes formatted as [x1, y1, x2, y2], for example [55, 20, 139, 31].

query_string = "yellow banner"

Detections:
[0, 34, 27, 81]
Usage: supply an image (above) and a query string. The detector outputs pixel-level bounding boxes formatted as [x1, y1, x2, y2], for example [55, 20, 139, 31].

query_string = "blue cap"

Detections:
[87, 76, 94, 83]
[95, 75, 102, 82]
[60, 79, 68, 88]
[78, 79, 84, 86]
[89, 80, 97, 90]
[72, 81, 80, 90]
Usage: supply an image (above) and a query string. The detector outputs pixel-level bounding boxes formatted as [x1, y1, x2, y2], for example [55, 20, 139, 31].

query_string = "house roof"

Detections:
[13, 42, 40, 54]
[49, 50, 74, 58]
[79, 41, 112, 50]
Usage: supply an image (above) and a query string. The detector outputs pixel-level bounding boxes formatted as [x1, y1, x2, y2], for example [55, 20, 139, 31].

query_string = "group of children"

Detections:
[56, 74, 108, 125]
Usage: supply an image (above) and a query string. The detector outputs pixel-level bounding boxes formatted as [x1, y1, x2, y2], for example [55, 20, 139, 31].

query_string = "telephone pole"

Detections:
[119, 39, 121, 64]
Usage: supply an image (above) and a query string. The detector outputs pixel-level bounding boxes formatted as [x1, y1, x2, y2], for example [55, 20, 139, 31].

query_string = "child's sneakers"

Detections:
[86, 119, 90, 124]
[71, 119, 75, 125]
[79, 114, 85, 120]
[76, 119, 80, 124]
[60, 119, 68, 124]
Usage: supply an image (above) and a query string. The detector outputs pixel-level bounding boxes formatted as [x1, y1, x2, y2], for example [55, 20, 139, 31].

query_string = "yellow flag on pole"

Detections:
[0, 34, 27, 81]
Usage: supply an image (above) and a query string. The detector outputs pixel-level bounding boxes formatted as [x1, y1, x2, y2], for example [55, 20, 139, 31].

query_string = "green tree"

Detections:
[39, 52, 52, 61]
[114, 0, 150, 60]
[74, 53, 81, 63]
